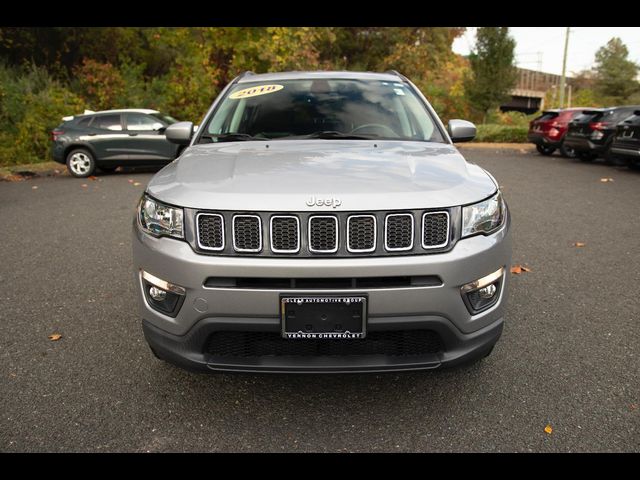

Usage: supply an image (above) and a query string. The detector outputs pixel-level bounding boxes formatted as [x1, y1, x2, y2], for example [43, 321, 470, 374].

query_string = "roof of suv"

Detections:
[236, 71, 404, 84]
[89, 109, 160, 115]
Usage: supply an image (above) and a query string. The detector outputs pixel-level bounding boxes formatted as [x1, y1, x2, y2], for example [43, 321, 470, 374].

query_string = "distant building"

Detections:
[500, 67, 575, 114]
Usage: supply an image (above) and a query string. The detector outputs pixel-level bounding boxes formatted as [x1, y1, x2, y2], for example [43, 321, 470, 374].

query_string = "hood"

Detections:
[147, 140, 497, 211]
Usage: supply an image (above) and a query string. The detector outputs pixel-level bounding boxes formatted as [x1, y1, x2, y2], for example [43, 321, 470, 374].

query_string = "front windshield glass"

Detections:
[200, 78, 446, 143]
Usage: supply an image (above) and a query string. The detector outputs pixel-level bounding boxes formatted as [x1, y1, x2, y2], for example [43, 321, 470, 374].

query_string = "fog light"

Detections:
[478, 284, 497, 299]
[149, 286, 167, 301]
[140, 270, 186, 317]
[461, 267, 504, 314]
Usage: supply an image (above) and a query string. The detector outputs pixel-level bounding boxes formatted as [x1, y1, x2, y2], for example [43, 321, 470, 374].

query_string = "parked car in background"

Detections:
[52, 109, 184, 177]
[610, 110, 640, 170]
[527, 107, 585, 157]
[564, 106, 640, 163]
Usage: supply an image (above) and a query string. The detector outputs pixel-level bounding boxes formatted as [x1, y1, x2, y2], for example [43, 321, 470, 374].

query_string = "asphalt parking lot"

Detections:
[0, 147, 638, 452]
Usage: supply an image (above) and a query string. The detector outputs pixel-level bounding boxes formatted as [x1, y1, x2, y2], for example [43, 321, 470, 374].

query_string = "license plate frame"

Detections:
[280, 295, 367, 339]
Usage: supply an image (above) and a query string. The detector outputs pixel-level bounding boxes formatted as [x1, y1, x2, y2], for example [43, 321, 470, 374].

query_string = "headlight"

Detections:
[138, 194, 184, 239]
[462, 192, 506, 238]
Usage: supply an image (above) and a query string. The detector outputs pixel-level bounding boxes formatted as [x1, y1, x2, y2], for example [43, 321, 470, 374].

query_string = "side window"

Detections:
[126, 113, 163, 131]
[93, 114, 123, 131]
[76, 117, 92, 128]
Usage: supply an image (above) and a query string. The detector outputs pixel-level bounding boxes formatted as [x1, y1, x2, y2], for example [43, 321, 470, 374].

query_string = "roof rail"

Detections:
[238, 71, 254, 79]
[385, 70, 409, 82]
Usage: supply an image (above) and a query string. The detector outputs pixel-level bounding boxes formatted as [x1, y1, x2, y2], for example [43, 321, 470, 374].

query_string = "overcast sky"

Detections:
[452, 27, 640, 77]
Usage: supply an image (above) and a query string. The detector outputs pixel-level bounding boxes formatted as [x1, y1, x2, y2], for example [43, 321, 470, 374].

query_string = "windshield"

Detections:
[199, 78, 446, 143]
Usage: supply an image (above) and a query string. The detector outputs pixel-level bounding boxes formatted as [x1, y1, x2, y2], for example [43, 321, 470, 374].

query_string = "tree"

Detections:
[593, 37, 639, 103]
[464, 27, 517, 122]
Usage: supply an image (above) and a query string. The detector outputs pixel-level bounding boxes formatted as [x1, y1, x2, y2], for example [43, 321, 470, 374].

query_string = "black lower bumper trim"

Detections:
[142, 316, 504, 374]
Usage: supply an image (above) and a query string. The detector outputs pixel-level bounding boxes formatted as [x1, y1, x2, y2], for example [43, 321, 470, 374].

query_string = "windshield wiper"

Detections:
[303, 131, 378, 140]
[199, 133, 265, 143]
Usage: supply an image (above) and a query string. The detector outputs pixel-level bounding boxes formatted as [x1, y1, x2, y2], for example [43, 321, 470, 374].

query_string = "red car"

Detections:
[528, 108, 585, 158]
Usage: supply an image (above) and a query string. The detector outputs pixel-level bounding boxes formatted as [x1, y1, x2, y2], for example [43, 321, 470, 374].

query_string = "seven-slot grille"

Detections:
[308, 216, 338, 253]
[196, 211, 452, 255]
[422, 212, 449, 248]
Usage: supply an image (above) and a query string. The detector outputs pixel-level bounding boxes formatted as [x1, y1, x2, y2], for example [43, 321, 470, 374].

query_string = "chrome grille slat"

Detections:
[347, 215, 376, 253]
[270, 216, 300, 253]
[422, 211, 449, 249]
[384, 213, 414, 251]
[196, 213, 225, 251]
[232, 215, 262, 252]
[308, 216, 338, 253]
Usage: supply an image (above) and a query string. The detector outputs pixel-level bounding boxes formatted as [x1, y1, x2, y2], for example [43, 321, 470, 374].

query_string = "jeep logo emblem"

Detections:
[306, 196, 342, 208]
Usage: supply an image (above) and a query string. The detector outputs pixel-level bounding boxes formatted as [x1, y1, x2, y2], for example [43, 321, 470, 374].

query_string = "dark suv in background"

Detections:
[610, 110, 640, 170]
[528, 107, 584, 157]
[564, 106, 640, 163]
[52, 109, 183, 177]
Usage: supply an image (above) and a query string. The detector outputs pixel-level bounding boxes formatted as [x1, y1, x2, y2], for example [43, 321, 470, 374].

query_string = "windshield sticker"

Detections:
[229, 84, 284, 100]
[394, 88, 405, 96]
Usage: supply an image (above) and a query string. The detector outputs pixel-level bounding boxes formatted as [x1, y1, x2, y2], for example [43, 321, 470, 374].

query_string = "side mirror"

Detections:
[152, 122, 165, 132]
[448, 119, 476, 143]
[165, 121, 194, 145]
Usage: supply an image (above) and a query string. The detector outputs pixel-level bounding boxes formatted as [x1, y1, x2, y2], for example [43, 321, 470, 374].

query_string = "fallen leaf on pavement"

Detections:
[510, 265, 532, 274]
[88, 175, 98, 181]
[572, 242, 586, 247]
[133, 182, 141, 186]
[128, 179, 134, 183]
[600, 178, 614, 182]
[48, 333, 62, 341]
[544, 424, 553, 435]
[81, 184, 88, 188]
[32, 185, 38, 189]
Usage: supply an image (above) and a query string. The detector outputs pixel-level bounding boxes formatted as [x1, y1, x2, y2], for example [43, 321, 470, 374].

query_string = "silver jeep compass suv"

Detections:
[132, 71, 511, 373]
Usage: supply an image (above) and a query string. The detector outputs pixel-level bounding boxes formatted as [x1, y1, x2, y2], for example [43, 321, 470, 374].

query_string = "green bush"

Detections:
[0, 63, 86, 165]
[473, 124, 529, 143]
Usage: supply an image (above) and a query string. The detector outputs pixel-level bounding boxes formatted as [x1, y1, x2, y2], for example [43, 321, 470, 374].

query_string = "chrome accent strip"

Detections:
[384, 213, 414, 252]
[421, 211, 450, 249]
[196, 212, 225, 251]
[308, 215, 339, 253]
[346, 214, 377, 253]
[460, 267, 505, 294]
[232, 214, 263, 253]
[140, 270, 186, 295]
[270, 215, 300, 254]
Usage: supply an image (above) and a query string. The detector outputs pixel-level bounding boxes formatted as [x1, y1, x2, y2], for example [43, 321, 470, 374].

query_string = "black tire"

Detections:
[99, 166, 118, 173]
[577, 151, 597, 162]
[559, 141, 577, 158]
[66, 148, 97, 178]
[536, 144, 556, 156]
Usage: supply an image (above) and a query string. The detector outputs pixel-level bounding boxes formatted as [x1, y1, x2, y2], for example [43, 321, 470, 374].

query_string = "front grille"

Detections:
[233, 215, 262, 252]
[195, 209, 453, 257]
[347, 215, 376, 252]
[205, 330, 443, 357]
[385, 214, 413, 251]
[422, 212, 449, 248]
[270, 216, 299, 253]
[197, 213, 224, 250]
[308, 216, 338, 253]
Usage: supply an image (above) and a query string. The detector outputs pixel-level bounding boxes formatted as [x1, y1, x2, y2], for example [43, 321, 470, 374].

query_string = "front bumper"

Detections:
[133, 215, 511, 373]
